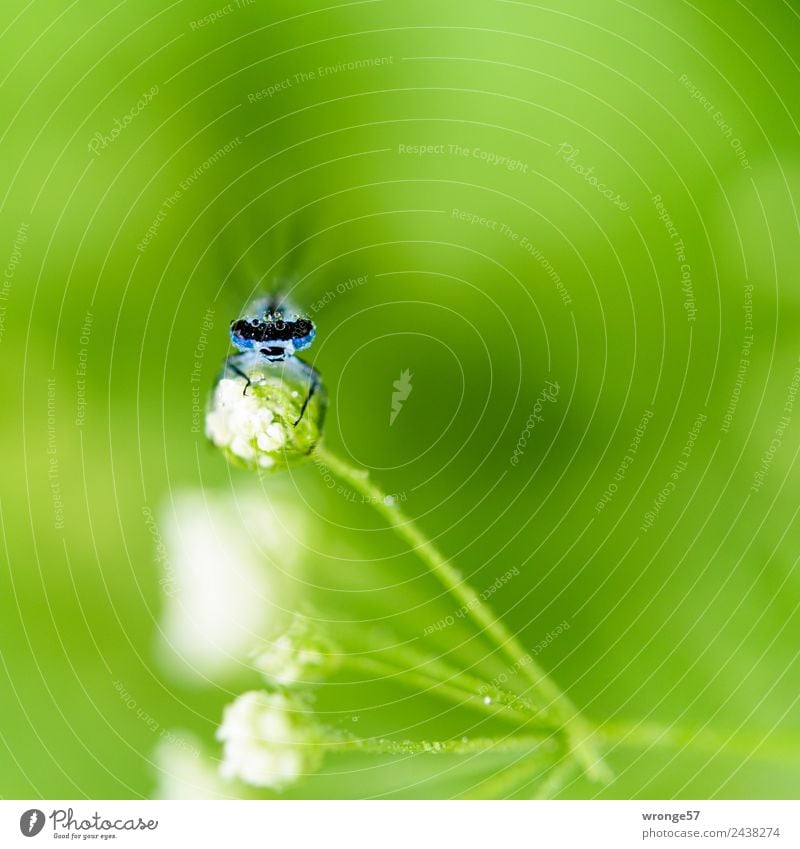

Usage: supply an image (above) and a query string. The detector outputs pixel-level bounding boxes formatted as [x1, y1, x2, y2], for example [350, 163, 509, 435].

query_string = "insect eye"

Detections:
[274, 320, 285, 331]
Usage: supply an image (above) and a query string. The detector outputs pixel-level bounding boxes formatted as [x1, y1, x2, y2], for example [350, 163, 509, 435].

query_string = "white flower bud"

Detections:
[206, 357, 325, 472]
[153, 732, 229, 800]
[155, 490, 306, 682]
[217, 691, 321, 790]
[253, 615, 337, 688]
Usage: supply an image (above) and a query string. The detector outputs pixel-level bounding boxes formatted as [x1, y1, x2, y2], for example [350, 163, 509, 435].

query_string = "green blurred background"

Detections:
[2, 0, 800, 799]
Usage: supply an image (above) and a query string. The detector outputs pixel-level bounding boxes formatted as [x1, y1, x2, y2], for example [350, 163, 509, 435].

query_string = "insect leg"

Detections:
[224, 354, 253, 396]
[293, 362, 320, 426]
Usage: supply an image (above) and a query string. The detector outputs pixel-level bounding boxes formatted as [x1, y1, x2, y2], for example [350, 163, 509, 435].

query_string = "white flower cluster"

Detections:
[205, 358, 324, 472]
[155, 490, 305, 682]
[217, 691, 321, 790]
[152, 489, 322, 796]
[153, 733, 229, 800]
[253, 615, 334, 688]
[206, 377, 288, 470]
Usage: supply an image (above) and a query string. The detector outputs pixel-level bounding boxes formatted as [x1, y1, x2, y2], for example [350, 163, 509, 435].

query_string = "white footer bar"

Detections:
[2, 800, 797, 848]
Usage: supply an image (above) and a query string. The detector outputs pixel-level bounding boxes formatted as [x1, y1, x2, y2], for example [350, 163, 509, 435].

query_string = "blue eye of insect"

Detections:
[229, 301, 316, 362]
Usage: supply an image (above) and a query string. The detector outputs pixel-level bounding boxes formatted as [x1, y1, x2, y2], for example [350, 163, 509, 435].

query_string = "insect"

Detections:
[225, 293, 321, 426]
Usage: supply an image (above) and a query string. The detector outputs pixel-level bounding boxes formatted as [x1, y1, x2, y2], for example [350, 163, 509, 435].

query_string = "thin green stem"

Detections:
[380, 640, 547, 715]
[460, 751, 579, 800]
[601, 718, 800, 764]
[338, 633, 546, 717]
[344, 654, 541, 727]
[533, 756, 581, 800]
[459, 753, 559, 799]
[324, 733, 559, 757]
[314, 445, 611, 783]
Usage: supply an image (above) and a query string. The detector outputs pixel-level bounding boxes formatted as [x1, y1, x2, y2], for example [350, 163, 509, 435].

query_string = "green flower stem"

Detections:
[336, 633, 545, 718]
[458, 752, 560, 800]
[373, 639, 548, 717]
[601, 719, 800, 764]
[324, 733, 560, 757]
[314, 445, 611, 783]
[344, 655, 540, 726]
[533, 756, 581, 800]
